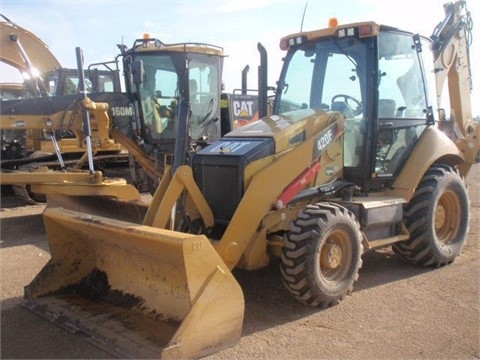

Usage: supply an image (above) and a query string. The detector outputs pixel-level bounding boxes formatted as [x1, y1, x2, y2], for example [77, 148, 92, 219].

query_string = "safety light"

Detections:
[142, 33, 150, 48]
[328, 17, 338, 28]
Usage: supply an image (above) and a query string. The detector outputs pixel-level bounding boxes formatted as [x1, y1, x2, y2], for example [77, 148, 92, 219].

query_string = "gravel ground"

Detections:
[1, 164, 479, 359]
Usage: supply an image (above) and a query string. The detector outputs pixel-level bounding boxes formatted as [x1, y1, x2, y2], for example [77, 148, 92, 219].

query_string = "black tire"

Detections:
[281, 203, 363, 308]
[393, 164, 470, 267]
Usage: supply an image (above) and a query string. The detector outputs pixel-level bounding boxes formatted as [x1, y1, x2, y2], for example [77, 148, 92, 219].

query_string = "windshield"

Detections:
[277, 37, 368, 115]
[135, 52, 222, 143]
[136, 54, 180, 141]
[276, 36, 369, 166]
[44, 73, 93, 96]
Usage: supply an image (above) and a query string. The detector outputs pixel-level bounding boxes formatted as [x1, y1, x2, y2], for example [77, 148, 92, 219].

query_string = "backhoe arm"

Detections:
[431, 1, 479, 173]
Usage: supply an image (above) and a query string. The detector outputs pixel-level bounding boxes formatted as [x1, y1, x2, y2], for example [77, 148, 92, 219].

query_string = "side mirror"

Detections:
[132, 60, 144, 85]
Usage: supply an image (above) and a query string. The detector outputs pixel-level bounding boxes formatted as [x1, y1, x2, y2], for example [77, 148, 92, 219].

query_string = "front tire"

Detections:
[393, 164, 470, 267]
[281, 203, 363, 308]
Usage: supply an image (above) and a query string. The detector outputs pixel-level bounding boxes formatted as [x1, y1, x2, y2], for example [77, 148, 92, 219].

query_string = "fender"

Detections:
[386, 126, 464, 201]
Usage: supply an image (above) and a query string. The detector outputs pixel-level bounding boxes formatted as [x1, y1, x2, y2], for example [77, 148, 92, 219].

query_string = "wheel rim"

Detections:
[318, 229, 352, 282]
[435, 189, 461, 243]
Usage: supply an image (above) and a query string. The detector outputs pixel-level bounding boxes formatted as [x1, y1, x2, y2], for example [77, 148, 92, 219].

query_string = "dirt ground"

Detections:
[1, 165, 479, 359]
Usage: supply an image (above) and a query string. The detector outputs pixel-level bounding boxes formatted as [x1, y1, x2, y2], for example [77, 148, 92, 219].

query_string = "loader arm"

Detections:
[142, 165, 214, 230]
[431, 1, 479, 174]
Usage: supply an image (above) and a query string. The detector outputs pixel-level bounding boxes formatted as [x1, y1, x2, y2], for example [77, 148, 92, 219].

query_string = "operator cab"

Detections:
[275, 22, 437, 191]
[42, 67, 120, 96]
[122, 38, 224, 153]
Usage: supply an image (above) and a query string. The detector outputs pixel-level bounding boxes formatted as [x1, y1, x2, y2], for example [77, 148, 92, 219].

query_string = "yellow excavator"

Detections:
[0, 15, 124, 164]
[20, 1, 478, 358]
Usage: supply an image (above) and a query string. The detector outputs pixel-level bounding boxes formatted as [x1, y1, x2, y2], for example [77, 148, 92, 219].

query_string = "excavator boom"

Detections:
[0, 14, 61, 75]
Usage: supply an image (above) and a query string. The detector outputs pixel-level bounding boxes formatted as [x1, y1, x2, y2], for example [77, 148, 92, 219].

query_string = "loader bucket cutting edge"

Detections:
[25, 207, 244, 359]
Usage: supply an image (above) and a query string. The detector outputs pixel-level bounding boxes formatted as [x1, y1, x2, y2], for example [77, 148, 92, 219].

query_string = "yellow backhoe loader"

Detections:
[20, 1, 478, 358]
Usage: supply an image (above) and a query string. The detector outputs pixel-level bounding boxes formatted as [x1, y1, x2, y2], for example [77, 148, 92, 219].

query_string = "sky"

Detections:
[1, 0, 478, 116]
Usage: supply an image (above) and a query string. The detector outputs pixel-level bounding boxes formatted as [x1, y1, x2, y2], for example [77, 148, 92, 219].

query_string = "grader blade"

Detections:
[25, 207, 244, 359]
[45, 194, 149, 224]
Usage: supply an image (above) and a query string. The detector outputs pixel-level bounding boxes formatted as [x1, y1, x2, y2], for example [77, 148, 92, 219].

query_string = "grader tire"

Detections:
[281, 203, 363, 308]
[393, 164, 470, 267]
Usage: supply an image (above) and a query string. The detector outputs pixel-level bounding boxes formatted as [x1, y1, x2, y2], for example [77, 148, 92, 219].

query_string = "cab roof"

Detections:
[279, 21, 402, 50]
[128, 37, 224, 57]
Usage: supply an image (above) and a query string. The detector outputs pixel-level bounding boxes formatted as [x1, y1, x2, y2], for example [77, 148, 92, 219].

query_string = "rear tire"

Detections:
[393, 164, 470, 267]
[281, 203, 363, 308]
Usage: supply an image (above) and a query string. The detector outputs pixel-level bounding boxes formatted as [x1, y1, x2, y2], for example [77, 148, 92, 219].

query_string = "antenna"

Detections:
[300, 2, 308, 32]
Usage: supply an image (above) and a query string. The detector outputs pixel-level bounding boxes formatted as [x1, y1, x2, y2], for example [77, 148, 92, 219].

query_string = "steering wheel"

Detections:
[332, 94, 363, 116]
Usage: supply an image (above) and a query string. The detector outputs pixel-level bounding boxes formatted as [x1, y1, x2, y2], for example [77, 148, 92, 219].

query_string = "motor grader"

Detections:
[0, 15, 124, 164]
[1, 22, 262, 196]
[20, 1, 478, 359]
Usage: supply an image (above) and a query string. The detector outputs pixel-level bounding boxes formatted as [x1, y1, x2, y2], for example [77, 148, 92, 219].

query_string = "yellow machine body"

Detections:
[20, 1, 478, 358]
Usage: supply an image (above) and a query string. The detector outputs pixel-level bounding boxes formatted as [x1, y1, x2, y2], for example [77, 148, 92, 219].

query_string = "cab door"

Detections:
[370, 31, 436, 189]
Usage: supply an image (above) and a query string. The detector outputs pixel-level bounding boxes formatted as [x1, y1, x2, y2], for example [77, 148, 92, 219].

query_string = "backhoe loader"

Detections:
[21, 0, 478, 358]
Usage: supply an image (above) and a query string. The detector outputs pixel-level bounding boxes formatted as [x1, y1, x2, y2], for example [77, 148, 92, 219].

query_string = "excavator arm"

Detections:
[0, 15, 61, 74]
[431, 1, 479, 173]
[0, 15, 61, 97]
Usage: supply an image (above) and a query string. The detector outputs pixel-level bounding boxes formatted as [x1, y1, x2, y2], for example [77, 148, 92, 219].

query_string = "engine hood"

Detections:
[225, 108, 344, 153]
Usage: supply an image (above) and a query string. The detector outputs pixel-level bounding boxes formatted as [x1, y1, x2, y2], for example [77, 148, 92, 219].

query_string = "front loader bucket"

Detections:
[24, 207, 244, 359]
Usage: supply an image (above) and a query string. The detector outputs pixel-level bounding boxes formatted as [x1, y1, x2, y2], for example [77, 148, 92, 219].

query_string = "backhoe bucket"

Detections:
[24, 207, 244, 359]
